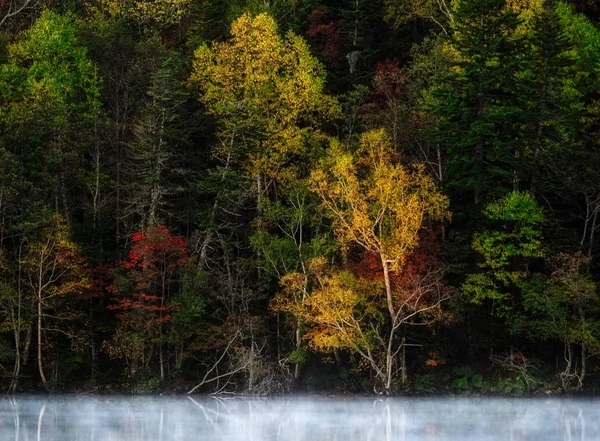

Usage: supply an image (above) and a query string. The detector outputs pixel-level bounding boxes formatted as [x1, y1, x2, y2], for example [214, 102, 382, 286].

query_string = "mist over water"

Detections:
[0, 396, 595, 441]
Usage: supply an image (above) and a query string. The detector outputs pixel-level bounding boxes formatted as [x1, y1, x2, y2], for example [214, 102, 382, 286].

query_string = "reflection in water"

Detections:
[0, 396, 596, 441]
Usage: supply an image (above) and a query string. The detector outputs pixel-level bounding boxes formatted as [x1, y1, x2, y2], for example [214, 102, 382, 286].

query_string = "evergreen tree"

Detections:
[429, 0, 523, 204]
[520, 0, 582, 193]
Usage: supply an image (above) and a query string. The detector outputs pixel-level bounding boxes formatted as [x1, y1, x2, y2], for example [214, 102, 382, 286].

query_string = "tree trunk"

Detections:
[159, 271, 166, 381]
[23, 322, 32, 367]
[400, 337, 407, 385]
[92, 123, 100, 230]
[294, 326, 302, 380]
[10, 305, 21, 393]
[578, 343, 586, 392]
[587, 207, 597, 258]
[381, 258, 395, 320]
[10, 245, 23, 393]
[561, 342, 572, 392]
[37, 289, 47, 389]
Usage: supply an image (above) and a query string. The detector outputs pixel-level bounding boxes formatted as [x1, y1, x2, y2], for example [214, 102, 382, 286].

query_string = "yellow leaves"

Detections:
[271, 256, 326, 316]
[271, 257, 375, 352]
[23, 213, 90, 297]
[310, 129, 450, 271]
[99, 0, 191, 27]
[190, 13, 338, 179]
[302, 270, 365, 351]
[270, 271, 306, 316]
[505, 0, 543, 15]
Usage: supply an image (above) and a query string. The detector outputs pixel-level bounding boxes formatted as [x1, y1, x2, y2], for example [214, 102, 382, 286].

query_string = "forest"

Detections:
[0, 0, 599, 396]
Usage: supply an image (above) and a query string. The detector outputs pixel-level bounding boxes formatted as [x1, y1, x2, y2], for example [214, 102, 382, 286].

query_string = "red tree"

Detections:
[105, 225, 191, 379]
[307, 10, 341, 67]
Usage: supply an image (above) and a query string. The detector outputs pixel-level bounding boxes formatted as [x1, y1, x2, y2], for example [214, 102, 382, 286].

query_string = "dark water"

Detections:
[0, 396, 596, 440]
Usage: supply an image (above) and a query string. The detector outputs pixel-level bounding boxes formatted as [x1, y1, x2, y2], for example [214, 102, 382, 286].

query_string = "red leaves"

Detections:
[109, 225, 191, 333]
[307, 10, 341, 67]
[350, 227, 446, 309]
[123, 225, 190, 274]
[352, 251, 384, 280]
[82, 264, 115, 300]
[373, 60, 410, 99]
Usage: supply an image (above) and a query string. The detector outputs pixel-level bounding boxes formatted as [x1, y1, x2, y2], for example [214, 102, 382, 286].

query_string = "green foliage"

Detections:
[428, 0, 524, 201]
[450, 366, 483, 394]
[172, 264, 206, 327]
[523, 253, 600, 358]
[287, 348, 308, 364]
[132, 375, 166, 394]
[413, 374, 437, 394]
[0, 11, 102, 229]
[1, 11, 101, 122]
[463, 191, 545, 317]
[487, 376, 527, 395]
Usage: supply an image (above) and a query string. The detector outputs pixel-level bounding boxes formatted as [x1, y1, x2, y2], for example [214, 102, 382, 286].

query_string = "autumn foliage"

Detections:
[104, 225, 191, 376]
[307, 10, 342, 67]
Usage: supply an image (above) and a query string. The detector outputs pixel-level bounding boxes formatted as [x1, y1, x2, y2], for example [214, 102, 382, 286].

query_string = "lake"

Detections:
[0, 396, 595, 440]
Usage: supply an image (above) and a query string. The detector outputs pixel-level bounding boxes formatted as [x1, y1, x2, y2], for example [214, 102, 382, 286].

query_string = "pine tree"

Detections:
[520, 0, 581, 193]
[429, 0, 523, 204]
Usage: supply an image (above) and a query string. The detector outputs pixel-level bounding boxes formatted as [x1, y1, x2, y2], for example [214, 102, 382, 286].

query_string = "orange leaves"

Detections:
[425, 351, 446, 367]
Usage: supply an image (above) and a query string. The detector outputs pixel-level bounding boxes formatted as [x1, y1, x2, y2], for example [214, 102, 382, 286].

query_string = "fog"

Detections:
[0, 396, 596, 441]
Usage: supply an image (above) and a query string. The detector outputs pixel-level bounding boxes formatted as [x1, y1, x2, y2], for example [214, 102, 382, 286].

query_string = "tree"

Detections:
[105, 225, 190, 379]
[190, 12, 337, 217]
[22, 213, 89, 389]
[520, 0, 582, 193]
[523, 253, 600, 391]
[256, 174, 332, 379]
[0, 11, 102, 222]
[306, 10, 342, 68]
[189, 13, 337, 390]
[545, 2, 600, 257]
[383, 0, 453, 34]
[79, 17, 173, 246]
[462, 191, 545, 358]
[98, 0, 191, 29]
[305, 129, 450, 393]
[429, 0, 523, 203]
[463, 191, 545, 318]
[0, 244, 31, 392]
[125, 57, 189, 229]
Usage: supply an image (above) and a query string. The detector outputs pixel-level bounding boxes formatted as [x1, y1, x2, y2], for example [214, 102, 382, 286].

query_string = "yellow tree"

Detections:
[23, 213, 89, 389]
[190, 13, 338, 214]
[306, 129, 450, 393]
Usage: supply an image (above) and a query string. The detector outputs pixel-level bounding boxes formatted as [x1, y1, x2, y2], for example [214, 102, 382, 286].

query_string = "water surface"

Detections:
[0, 396, 595, 440]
